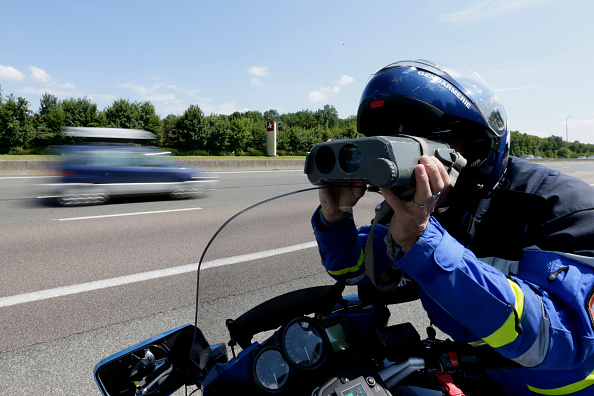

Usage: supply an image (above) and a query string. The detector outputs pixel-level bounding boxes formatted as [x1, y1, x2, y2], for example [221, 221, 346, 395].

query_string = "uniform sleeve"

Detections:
[394, 217, 547, 366]
[311, 206, 366, 285]
[311, 205, 394, 286]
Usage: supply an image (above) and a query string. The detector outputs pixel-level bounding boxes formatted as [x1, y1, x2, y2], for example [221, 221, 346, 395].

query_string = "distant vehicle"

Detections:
[578, 156, 587, 159]
[533, 156, 543, 159]
[519, 154, 535, 159]
[588, 156, 594, 159]
[40, 144, 218, 206]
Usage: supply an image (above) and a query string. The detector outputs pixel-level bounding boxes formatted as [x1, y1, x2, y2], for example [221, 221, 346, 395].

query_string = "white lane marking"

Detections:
[0, 242, 318, 308]
[53, 207, 203, 221]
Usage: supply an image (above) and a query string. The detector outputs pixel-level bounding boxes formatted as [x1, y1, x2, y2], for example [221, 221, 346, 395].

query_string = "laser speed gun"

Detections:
[304, 135, 466, 199]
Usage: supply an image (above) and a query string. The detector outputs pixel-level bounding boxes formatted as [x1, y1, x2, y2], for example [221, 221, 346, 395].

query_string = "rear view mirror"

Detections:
[94, 324, 207, 396]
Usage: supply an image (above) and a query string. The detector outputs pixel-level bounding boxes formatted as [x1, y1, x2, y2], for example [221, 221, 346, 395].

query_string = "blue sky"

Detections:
[1, 0, 593, 143]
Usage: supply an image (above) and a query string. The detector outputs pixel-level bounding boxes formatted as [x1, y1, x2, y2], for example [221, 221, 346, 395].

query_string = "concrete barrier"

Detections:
[0, 160, 61, 176]
[0, 159, 307, 176]
[178, 159, 306, 172]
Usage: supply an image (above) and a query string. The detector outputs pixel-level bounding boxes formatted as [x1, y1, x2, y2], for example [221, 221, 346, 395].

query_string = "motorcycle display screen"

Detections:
[341, 382, 370, 396]
[325, 322, 350, 352]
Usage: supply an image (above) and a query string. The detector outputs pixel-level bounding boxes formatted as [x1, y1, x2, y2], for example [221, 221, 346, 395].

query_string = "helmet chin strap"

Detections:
[363, 148, 467, 292]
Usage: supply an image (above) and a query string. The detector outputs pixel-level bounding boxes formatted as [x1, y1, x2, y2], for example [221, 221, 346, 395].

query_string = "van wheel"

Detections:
[170, 187, 204, 199]
[57, 192, 109, 206]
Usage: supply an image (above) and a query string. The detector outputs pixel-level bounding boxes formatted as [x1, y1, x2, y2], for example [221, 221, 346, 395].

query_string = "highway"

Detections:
[0, 160, 593, 395]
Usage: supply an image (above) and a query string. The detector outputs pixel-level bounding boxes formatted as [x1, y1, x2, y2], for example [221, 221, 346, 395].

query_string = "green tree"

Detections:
[105, 99, 144, 129]
[228, 117, 255, 153]
[251, 120, 267, 153]
[61, 97, 105, 127]
[263, 109, 279, 121]
[33, 93, 66, 146]
[314, 105, 339, 128]
[39, 93, 59, 118]
[243, 110, 265, 125]
[138, 101, 162, 139]
[205, 114, 231, 153]
[0, 94, 34, 153]
[103, 99, 161, 141]
[170, 104, 207, 152]
[278, 126, 309, 153]
[283, 109, 317, 129]
[335, 116, 358, 139]
[161, 114, 179, 148]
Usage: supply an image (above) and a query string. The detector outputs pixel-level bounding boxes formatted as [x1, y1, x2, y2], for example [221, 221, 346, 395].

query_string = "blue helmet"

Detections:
[357, 59, 509, 192]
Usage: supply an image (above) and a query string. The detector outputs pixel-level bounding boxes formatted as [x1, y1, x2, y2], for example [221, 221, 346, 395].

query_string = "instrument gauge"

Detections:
[281, 317, 327, 369]
[253, 347, 291, 392]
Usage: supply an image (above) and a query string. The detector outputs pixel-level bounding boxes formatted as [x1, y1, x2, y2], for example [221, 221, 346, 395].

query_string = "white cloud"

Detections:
[14, 66, 79, 100]
[248, 66, 270, 77]
[22, 83, 78, 97]
[120, 82, 157, 95]
[120, 82, 180, 103]
[308, 74, 354, 102]
[440, 0, 550, 23]
[218, 102, 244, 114]
[197, 99, 247, 116]
[308, 85, 340, 102]
[0, 65, 26, 81]
[29, 66, 52, 83]
[85, 93, 118, 105]
[338, 75, 354, 86]
[148, 93, 177, 102]
[57, 82, 77, 90]
[119, 79, 249, 116]
[120, 80, 220, 116]
[307, 74, 355, 103]
[248, 66, 271, 85]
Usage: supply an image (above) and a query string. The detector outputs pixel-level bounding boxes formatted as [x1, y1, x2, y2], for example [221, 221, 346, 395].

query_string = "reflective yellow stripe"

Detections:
[527, 369, 594, 395]
[482, 278, 525, 348]
[327, 249, 364, 276]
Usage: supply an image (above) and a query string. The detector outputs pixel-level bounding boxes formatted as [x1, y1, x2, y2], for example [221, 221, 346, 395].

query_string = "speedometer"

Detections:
[281, 317, 327, 369]
[253, 347, 291, 392]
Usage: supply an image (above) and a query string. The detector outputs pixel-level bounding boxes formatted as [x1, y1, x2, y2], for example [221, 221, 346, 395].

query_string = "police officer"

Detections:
[312, 60, 594, 395]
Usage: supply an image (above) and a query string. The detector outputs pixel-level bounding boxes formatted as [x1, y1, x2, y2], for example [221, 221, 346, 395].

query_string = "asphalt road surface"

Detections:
[0, 160, 593, 395]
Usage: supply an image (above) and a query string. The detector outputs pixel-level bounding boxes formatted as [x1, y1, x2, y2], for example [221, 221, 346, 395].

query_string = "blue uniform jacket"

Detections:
[312, 157, 594, 395]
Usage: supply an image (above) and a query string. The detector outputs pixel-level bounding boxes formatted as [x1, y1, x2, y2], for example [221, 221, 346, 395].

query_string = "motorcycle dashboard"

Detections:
[253, 346, 291, 392]
[325, 320, 351, 353]
[339, 382, 372, 396]
[252, 316, 352, 393]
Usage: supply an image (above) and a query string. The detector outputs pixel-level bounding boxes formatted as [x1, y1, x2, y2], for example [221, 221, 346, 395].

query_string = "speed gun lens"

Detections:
[338, 144, 362, 173]
[314, 146, 335, 174]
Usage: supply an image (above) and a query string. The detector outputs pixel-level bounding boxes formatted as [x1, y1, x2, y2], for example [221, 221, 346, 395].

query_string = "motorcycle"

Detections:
[93, 188, 518, 396]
